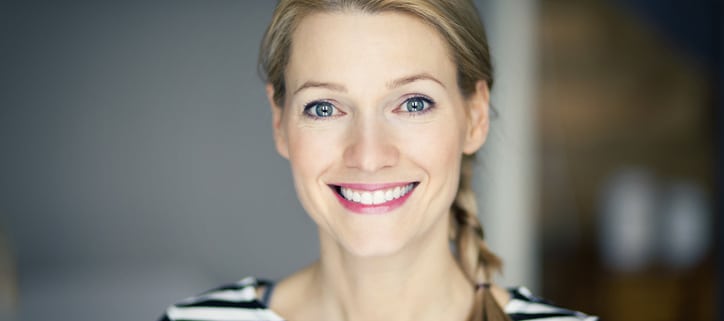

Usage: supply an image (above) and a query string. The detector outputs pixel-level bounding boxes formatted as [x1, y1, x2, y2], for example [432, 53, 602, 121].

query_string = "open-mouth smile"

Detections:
[329, 182, 419, 214]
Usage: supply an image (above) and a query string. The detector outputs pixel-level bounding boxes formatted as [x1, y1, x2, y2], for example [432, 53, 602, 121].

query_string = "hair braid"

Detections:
[451, 155, 511, 321]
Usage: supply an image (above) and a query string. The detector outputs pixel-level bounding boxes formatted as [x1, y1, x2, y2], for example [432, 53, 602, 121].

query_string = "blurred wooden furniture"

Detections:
[536, 1, 717, 320]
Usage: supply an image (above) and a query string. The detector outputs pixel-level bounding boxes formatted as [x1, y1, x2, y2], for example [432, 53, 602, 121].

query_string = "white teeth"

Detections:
[361, 192, 373, 205]
[373, 191, 385, 204]
[393, 186, 401, 199]
[339, 184, 415, 205]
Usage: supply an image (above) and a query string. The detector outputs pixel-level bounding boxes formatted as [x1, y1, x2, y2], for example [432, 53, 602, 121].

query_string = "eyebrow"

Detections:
[386, 73, 446, 90]
[292, 72, 445, 95]
[293, 81, 347, 95]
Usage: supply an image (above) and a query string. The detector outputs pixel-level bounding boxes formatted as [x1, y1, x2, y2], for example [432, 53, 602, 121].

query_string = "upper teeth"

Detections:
[340, 184, 414, 205]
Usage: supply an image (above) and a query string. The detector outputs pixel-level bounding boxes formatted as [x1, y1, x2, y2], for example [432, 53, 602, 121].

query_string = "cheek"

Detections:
[287, 134, 324, 177]
[285, 126, 343, 208]
[286, 121, 341, 171]
[398, 120, 466, 172]
[397, 115, 467, 212]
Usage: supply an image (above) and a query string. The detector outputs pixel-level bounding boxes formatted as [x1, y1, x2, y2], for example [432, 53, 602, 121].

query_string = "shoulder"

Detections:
[505, 286, 599, 321]
[158, 276, 283, 321]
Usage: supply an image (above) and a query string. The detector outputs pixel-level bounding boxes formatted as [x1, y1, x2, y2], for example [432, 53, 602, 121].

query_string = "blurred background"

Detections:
[0, 1, 720, 321]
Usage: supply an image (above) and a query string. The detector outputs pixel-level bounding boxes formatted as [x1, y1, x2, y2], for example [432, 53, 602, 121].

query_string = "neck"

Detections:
[310, 220, 473, 321]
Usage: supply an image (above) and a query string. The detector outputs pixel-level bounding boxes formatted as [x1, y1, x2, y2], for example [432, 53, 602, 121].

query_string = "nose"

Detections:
[342, 116, 399, 172]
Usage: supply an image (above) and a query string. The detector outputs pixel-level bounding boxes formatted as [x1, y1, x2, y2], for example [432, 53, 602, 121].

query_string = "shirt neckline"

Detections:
[252, 277, 521, 316]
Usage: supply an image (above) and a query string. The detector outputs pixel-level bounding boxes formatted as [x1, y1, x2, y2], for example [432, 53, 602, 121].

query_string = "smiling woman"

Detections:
[159, 1, 596, 321]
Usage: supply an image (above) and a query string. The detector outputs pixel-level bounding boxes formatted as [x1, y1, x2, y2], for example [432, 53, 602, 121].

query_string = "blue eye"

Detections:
[304, 101, 336, 118]
[403, 96, 433, 113]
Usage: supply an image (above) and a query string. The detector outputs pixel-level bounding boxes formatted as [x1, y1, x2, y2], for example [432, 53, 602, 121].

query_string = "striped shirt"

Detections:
[159, 277, 598, 321]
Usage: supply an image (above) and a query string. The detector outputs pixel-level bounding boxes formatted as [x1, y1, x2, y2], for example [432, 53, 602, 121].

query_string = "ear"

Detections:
[266, 84, 289, 159]
[462, 80, 490, 155]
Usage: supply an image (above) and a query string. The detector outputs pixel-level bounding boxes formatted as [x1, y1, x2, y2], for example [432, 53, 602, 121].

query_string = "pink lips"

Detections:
[330, 182, 417, 215]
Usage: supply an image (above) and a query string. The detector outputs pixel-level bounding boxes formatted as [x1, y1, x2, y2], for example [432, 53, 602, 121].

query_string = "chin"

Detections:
[337, 231, 410, 258]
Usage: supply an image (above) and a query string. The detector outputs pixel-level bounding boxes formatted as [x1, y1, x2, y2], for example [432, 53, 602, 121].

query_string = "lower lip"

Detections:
[332, 185, 415, 215]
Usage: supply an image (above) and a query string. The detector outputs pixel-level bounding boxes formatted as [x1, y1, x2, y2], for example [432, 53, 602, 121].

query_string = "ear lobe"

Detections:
[266, 84, 289, 159]
[463, 81, 490, 155]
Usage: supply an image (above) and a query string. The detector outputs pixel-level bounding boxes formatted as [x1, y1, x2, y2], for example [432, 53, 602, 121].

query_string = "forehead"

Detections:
[286, 11, 457, 92]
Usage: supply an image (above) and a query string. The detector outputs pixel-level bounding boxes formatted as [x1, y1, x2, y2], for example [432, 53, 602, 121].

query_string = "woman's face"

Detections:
[268, 11, 490, 257]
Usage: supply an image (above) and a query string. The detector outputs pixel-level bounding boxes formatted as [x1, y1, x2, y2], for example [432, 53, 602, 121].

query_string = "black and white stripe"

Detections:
[159, 277, 597, 321]
[160, 277, 283, 321]
[505, 286, 598, 321]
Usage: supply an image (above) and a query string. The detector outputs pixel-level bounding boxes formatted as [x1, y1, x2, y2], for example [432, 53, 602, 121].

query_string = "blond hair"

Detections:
[259, 1, 508, 320]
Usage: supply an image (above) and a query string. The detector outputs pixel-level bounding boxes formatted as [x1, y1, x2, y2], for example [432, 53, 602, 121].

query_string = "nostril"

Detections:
[342, 134, 400, 171]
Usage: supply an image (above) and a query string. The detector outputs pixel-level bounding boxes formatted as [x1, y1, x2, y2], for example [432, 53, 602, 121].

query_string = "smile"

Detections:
[339, 183, 415, 205]
[330, 182, 418, 214]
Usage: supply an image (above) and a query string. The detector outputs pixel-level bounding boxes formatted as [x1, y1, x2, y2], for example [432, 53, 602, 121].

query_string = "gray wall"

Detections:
[1, 2, 318, 320]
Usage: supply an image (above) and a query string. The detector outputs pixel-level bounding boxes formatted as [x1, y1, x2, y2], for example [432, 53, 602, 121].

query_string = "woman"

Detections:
[160, 1, 597, 320]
